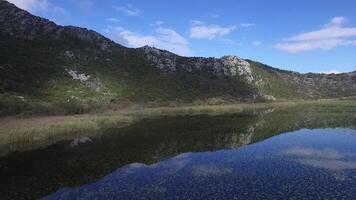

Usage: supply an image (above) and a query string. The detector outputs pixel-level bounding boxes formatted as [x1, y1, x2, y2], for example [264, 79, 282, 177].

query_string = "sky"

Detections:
[7, 0, 356, 73]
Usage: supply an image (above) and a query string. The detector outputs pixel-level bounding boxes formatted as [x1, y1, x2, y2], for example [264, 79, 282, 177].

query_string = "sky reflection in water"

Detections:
[44, 128, 356, 200]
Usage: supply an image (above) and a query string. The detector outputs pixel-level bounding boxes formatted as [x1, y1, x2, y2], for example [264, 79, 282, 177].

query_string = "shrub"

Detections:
[206, 97, 226, 105]
[0, 94, 29, 116]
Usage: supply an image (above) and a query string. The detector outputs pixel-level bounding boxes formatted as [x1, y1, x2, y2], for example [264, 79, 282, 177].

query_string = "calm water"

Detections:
[1, 106, 356, 199]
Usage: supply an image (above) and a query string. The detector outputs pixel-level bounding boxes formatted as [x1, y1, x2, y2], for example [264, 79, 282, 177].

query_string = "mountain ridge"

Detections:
[1, 0, 354, 75]
[0, 0, 114, 51]
[0, 0, 355, 115]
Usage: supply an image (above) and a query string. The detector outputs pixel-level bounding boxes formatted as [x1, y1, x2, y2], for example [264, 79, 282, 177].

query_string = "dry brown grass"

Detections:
[0, 99, 354, 156]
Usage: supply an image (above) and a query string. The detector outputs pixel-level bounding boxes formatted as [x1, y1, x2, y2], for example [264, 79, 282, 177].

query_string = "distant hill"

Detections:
[0, 0, 355, 115]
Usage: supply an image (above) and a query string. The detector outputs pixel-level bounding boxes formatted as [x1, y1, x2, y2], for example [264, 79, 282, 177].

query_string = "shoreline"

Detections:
[0, 99, 355, 156]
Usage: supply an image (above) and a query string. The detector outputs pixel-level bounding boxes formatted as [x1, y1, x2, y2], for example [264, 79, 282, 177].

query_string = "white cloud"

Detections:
[113, 4, 142, 16]
[192, 164, 233, 177]
[109, 27, 156, 46]
[253, 41, 262, 46]
[276, 17, 356, 53]
[189, 22, 236, 40]
[7, 0, 49, 12]
[190, 20, 205, 26]
[155, 20, 164, 26]
[8, 0, 69, 23]
[289, 27, 356, 42]
[281, 146, 356, 171]
[106, 18, 119, 23]
[240, 23, 255, 28]
[282, 147, 346, 159]
[150, 20, 164, 27]
[276, 39, 356, 53]
[320, 70, 342, 74]
[325, 16, 347, 28]
[107, 26, 193, 56]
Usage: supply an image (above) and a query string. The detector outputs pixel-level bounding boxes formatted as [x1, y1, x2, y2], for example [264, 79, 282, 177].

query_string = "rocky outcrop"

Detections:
[141, 46, 254, 82]
[0, 0, 112, 51]
[66, 69, 104, 91]
[60, 26, 111, 51]
[0, 0, 58, 39]
[1, 0, 355, 102]
[278, 71, 356, 97]
[221, 56, 254, 82]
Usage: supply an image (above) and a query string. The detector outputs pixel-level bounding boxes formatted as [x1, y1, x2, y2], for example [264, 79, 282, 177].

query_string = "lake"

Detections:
[1, 105, 356, 199]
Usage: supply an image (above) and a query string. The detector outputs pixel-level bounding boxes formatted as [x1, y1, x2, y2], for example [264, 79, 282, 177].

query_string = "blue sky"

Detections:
[8, 0, 356, 73]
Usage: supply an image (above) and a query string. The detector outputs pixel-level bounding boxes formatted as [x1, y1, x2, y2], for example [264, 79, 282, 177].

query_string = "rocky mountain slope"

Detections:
[0, 0, 355, 115]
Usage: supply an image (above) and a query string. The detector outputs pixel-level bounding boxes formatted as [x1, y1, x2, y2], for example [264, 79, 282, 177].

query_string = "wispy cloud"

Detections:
[275, 17, 356, 53]
[106, 18, 119, 23]
[189, 21, 236, 40]
[8, 0, 69, 23]
[281, 146, 356, 170]
[113, 4, 142, 16]
[190, 20, 205, 26]
[240, 23, 255, 28]
[282, 146, 346, 159]
[107, 25, 193, 56]
[253, 41, 262, 46]
[7, 0, 66, 16]
[320, 70, 342, 74]
[7, 0, 48, 12]
[211, 14, 220, 19]
[150, 20, 164, 27]
[325, 16, 347, 28]
[192, 164, 233, 177]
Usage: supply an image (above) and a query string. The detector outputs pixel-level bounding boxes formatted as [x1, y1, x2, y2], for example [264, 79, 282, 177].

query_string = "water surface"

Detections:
[0, 106, 356, 199]
[45, 128, 356, 200]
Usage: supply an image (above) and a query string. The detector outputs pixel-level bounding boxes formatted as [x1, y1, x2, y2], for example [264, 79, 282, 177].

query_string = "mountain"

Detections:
[0, 0, 355, 115]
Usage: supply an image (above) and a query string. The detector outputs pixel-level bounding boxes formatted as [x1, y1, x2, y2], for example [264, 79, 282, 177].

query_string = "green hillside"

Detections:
[0, 0, 355, 116]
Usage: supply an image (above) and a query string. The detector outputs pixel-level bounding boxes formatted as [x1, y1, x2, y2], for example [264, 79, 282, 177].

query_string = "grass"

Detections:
[2, 36, 355, 118]
[1, 99, 355, 156]
[0, 114, 134, 156]
[248, 60, 301, 99]
[0, 35, 260, 114]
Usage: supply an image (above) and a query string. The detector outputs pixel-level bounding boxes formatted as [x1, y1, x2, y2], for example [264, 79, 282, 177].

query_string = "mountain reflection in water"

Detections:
[44, 129, 356, 200]
[0, 106, 356, 199]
